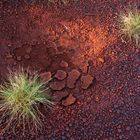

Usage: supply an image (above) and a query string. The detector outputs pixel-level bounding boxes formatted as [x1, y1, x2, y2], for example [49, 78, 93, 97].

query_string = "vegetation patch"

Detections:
[0, 68, 53, 133]
[120, 9, 140, 46]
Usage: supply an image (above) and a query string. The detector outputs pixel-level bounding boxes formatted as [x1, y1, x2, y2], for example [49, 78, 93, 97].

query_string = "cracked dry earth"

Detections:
[0, 0, 140, 140]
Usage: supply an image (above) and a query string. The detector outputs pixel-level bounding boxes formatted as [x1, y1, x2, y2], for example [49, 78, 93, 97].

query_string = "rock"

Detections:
[80, 74, 93, 89]
[62, 94, 76, 106]
[50, 81, 65, 91]
[53, 91, 69, 102]
[55, 70, 67, 80]
[40, 72, 52, 82]
[24, 54, 30, 59]
[6, 54, 13, 59]
[95, 95, 100, 102]
[98, 57, 104, 63]
[79, 63, 88, 73]
[60, 60, 68, 68]
[67, 69, 81, 89]
[8, 44, 12, 47]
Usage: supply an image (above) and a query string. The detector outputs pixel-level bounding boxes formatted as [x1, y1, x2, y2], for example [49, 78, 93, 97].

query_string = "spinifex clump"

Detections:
[0, 68, 53, 133]
[120, 9, 140, 46]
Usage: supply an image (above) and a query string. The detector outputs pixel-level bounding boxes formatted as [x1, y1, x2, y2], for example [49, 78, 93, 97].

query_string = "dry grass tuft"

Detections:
[0, 68, 53, 133]
[120, 9, 140, 46]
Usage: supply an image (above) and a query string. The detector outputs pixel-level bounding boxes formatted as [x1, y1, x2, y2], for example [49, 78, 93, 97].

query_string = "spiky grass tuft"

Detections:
[120, 9, 140, 46]
[0, 68, 53, 133]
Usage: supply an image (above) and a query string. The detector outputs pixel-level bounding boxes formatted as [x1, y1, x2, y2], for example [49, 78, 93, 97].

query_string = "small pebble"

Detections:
[60, 60, 68, 68]
[24, 54, 30, 59]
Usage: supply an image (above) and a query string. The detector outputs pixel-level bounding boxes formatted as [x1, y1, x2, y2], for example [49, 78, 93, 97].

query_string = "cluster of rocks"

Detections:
[40, 60, 94, 106]
[4, 44, 94, 107]
[4, 44, 32, 67]
[15, 46, 32, 61]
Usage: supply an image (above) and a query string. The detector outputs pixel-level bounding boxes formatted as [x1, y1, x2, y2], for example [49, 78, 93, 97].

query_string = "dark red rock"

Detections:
[79, 63, 89, 73]
[40, 72, 52, 82]
[98, 57, 105, 64]
[62, 94, 76, 106]
[53, 91, 69, 102]
[50, 81, 65, 91]
[67, 69, 81, 89]
[55, 70, 67, 80]
[60, 60, 68, 68]
[95, 95, 100, 102]
[80, 74, 93, 89]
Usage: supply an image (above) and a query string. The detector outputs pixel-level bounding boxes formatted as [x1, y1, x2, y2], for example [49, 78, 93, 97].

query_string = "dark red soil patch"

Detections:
[0, 0, 140, 139]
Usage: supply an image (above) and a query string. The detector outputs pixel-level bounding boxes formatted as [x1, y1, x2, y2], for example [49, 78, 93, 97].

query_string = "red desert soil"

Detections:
[0, 0, 140, 139]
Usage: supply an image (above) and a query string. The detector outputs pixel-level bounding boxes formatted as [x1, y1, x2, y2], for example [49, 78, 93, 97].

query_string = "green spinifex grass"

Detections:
[121, 10, 140, 46]
[0, 69, 53, 132]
